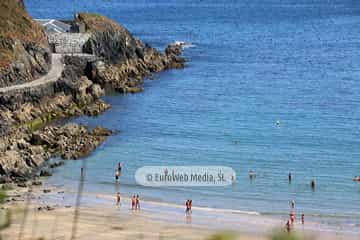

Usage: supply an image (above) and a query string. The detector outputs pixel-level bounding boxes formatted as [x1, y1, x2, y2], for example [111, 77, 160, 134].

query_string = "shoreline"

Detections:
[4, 181, 358, 240]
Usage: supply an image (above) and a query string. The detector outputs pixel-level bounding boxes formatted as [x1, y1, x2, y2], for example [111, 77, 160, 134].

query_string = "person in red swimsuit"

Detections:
[189, 200, 192, 213]
[135, 195, 140, 210]
[131, 195, 136, 210]
[290, 212, 295, 225]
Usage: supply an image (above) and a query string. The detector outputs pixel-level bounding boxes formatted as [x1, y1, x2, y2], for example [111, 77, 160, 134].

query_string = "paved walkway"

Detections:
[0, 53, 96, 93]
[0, 54, 64, 93]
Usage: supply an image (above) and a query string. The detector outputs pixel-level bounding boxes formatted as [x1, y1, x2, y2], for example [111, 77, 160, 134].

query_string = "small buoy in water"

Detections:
[276, 120, 281, 127]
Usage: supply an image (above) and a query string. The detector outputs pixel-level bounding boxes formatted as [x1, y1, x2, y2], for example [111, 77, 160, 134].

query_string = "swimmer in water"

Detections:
[115, 170, 120, 181]
[290, 200, 295, 209]
[231, 174, 236, 184]
[276, 120, 281, 127]
[288, 172, 292, 182]
[249, 170, 256, 179]
[310, 179, 316, 189]
[118, 162, 122, 174]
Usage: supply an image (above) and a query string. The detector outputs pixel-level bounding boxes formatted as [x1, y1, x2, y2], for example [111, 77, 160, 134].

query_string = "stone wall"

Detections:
[48, 33, 91, 54]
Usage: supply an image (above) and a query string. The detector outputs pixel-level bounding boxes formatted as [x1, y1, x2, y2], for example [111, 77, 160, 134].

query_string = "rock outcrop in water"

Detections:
[79, 13, 185, 93]
[0, 6, 185, 182]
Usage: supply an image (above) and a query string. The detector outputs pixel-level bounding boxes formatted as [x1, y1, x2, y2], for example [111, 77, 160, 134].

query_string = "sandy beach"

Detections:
[2, 183, 359, 240]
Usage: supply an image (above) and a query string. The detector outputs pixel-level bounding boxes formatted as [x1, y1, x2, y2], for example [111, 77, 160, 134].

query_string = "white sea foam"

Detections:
[174, 41, 195, 48]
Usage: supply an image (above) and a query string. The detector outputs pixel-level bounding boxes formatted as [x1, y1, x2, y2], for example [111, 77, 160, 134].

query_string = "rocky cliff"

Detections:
[0, 0, 51, 88]
[79, 13, 185, 93]
[0, 10, 185, 182]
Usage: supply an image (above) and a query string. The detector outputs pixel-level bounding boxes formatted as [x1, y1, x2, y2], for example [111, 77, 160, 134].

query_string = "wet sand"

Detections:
[2, 183, 359, 240]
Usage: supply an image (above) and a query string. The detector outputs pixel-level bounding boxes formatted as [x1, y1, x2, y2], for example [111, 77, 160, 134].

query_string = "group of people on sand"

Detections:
[115, 192, 141, 210]
[285, 200, 305, 233]
[131, 195, 141, 210]
[185, 199, 193, 215]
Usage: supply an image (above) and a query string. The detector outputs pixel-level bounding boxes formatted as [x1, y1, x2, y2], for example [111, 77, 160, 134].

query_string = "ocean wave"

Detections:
[174, 41, 196, 49]
[261, 211, 360, 219]
[190, 205, 260, 216]
[134, 198, 261, 216]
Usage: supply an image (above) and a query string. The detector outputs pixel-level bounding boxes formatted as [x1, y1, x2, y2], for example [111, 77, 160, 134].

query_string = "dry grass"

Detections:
[77, 12, 130, 34]
[0, 0, 48, 70]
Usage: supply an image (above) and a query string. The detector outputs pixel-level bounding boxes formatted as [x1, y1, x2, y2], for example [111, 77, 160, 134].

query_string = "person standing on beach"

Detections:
[135, 195, 140, 210]
[116, 192, 121, 206]
[301, 214, 304, 225]
[290, 212, 295, 225]
[185, 200, 189, 214]
[131, 195, 136, 210]
[285, 220, 291, 233]
[189, 200, 192, 213]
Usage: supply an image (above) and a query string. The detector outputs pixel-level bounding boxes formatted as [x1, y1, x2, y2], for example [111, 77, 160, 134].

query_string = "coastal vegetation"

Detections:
[0, 0, 50, 86]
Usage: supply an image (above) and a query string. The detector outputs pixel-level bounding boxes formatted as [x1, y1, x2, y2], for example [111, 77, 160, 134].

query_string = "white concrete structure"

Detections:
[35, 19, 71, 34]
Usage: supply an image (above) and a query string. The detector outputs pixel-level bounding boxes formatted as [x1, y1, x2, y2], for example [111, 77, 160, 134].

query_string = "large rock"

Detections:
[78, 13, 185, 92]
[0, 123, 111, 180]
[88, 84, 105, 99]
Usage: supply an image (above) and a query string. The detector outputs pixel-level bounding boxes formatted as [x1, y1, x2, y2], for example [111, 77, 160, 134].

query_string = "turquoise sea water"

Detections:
[26, 0, 360, 228]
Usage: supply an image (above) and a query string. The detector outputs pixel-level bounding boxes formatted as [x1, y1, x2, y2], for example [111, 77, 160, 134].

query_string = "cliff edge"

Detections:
[0, 0, 51, 88]
[78, 13, 185, 93]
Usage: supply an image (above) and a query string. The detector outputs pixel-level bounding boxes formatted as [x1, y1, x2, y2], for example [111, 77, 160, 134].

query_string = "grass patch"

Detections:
[77, 12, 126, 33]
[208, 231, 237, 240]
[0, 0, 48, 72]
[271, 230, 302, 240]
[0, 184, 13, 191]
[24, 111, 58, 131]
